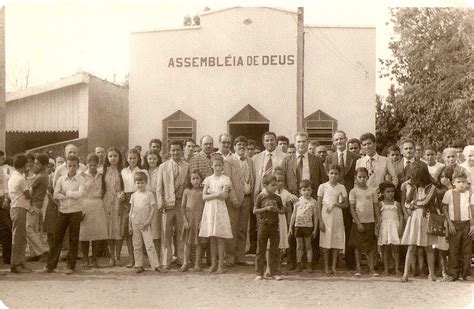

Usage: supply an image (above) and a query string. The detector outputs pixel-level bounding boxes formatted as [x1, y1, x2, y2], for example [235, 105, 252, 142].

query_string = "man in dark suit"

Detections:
[280, 132, 327, 270]
[393, 139, 426, 203]
[325, 130, 359, 269]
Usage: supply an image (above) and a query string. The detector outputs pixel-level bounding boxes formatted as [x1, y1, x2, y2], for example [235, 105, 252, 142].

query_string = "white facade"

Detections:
[129, 7, 375, 149]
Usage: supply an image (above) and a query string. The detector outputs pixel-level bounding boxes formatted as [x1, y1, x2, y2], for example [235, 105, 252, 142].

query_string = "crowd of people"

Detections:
[0, 131, 473, 282]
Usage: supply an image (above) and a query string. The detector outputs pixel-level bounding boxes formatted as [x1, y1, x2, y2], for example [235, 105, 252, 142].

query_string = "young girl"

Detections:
[349, 167, 380, 277]
[199, 155, 233, 274]
[424, 145, 445, 183]
[102, 147, 125, 266]
[144, 150, 162, 262]
[180, 169, 205, 272]
[289, 179, 318, 273]
[400, 161, 438, 282]
[317, 164, 348, 275]
[377, 181, 403, 276]
[80, 154, 108, 268]
[121, 149, 150, 268]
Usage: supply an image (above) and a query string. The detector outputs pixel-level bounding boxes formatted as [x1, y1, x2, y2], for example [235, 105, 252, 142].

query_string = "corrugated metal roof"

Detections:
[6, 72, 89, 102]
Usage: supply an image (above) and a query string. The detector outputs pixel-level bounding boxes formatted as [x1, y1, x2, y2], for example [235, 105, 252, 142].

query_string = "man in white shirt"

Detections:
[52, 144, 86, 186]
[356, 133, 398, 190]
[216, 133, 233, 160]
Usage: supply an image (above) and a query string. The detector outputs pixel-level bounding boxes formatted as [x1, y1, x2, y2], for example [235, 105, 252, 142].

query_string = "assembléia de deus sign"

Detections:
[168, 54, 295, 68]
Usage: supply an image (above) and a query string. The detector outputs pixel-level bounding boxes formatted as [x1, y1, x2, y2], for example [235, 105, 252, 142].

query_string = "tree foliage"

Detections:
[377, 7, 473, 150]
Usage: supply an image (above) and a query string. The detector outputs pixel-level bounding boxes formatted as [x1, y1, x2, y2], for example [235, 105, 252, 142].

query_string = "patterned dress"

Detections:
[103, 167, 122, 240]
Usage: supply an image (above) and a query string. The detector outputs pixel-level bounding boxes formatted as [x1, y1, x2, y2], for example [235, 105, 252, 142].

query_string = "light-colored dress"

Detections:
[276, 189, 294, 249]
[401, 185, 438, 247]
[103, 167, 122, 240]
[318, 182, 347, 250]
[199, 175, 233, 239]
[378, 201, 400, 245]
[80, 171, 108, 241]
[148, 167, 161, 240]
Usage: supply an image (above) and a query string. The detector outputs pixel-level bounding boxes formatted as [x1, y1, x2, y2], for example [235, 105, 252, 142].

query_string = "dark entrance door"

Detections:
[228, 123, 269, 150]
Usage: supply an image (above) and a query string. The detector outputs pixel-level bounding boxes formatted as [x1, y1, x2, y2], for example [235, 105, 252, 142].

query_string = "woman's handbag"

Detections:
[427, 212, 446, 236]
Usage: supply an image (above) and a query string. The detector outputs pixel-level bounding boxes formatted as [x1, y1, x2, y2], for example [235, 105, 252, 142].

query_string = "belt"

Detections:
[244, 193, 252, 198]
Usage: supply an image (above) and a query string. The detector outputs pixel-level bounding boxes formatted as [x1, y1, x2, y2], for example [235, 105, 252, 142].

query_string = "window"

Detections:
[304, 110, 337, 146]
[162, 110, 196, 147]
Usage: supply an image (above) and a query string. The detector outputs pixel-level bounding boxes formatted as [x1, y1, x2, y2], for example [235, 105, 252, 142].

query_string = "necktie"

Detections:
[367, 158, 375, 177]
[453, 190, 461, 221]
[338, 152, 345, 170]
[264, 153, 273, 176]
[241, 157, 250, 182]
[296, 154, 303, 186]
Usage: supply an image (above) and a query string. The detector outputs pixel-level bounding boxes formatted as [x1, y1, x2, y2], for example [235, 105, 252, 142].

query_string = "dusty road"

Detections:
[0, 258, 473, 308]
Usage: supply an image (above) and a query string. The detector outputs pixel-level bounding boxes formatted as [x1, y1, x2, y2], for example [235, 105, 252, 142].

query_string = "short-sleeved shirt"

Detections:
[254, 191, 284, 226]
[349, 186, 377, 223]
[294, 197, 317, 227]
[8, 170, 30, 210]
[442, 189, 474, 221]
[31, 171, 49, 208]
[317, 182, 347, 205]
[130, 190, 156, 226]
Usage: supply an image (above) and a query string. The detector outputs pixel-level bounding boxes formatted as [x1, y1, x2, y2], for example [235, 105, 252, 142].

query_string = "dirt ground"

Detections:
[0, 256, 473, 308]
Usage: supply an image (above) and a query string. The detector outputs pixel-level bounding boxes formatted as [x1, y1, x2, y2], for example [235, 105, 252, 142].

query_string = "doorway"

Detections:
[227, 105, 271, 150]
[228, 123, 269, 150]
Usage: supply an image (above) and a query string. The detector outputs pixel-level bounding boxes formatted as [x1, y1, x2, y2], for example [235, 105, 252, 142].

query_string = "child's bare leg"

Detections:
[322, 248, 329, 274]
[81, 241, 90, 266]
[439, 250, 447, 278]
[367, 249, 377, 275]
[208, 237, 217, 273]
[265, 249, 271, 276]
[402, 245, 415, 282]
[296, 238, 304, 271]
[304, 237, 313, 272]
[216, 238, 226, 274]
[331, 249, 339, 273]
[425, 246, 436, 281]
[382, 246, 389, 275]
[417, 247, 425, 276]
[392, 245, 400, 275]
[180, 243, 190, 272]
[354, 248, 361, 273]
[107, 239, 116, 265]
[194, 244, 202, 270]
[125, 235, 134, 267]
[116, 239, 123, 261]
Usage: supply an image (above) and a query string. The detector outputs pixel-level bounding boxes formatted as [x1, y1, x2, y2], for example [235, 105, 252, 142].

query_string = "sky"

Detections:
[4, 0, 473, 95]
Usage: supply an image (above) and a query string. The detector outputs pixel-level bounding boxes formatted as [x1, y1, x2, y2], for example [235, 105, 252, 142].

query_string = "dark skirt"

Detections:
[349, 222, 376, 253]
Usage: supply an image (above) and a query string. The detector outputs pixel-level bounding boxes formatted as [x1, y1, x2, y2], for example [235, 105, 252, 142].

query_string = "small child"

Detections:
[317, 164, 348, 275]
[289, 179, 318, 273]
[128, 171, 160, 274]
[199, 155, 233, 274]
[442, 169, 474, 281]
[377, 181, 403, 276]
[180, 169, 205, 272]
[253, 174, 285, 281]
[349, 167, 380, 276]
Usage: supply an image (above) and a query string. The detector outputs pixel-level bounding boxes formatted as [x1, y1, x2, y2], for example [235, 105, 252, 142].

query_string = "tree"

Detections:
[377, 8, 473, 150]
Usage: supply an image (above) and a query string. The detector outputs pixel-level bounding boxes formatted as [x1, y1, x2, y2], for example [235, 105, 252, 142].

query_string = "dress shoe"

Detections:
[10, 266, 30, 274]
